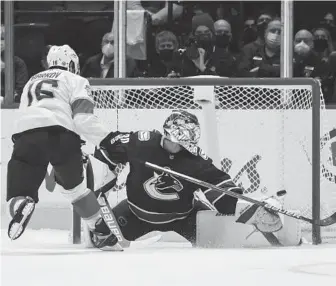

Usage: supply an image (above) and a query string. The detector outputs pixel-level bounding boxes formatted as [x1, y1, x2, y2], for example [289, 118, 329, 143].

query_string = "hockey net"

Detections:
[87, 77, 336, 244]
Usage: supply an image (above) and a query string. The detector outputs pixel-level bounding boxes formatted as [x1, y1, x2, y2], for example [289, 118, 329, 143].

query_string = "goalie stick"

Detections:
[143, 161, 336, 227]
[94, 179, 162, 249]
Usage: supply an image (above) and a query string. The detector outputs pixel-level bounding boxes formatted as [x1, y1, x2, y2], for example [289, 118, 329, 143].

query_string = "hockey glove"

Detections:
[235, 195, 284, 233]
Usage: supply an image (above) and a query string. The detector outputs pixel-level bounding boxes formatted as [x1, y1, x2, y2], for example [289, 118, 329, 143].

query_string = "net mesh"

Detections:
[94, 85, 314, 110]
[91, 81, 336, 242]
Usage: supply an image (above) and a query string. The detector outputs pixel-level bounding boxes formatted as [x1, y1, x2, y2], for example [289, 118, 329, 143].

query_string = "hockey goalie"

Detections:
[90, 110, 302, 249]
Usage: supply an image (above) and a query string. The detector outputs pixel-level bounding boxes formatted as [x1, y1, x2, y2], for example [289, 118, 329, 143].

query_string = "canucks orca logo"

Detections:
[143, 171, 183, 201]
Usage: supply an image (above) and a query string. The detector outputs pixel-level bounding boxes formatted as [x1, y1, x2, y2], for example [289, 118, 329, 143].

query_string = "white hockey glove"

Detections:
[235, 194, 285, 233]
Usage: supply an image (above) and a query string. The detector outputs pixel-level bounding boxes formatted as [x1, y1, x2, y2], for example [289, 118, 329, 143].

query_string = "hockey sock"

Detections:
[60, 180, 101, 230]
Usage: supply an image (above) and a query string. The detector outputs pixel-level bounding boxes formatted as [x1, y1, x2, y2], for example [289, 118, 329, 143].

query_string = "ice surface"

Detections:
[1, 229, 336, 286]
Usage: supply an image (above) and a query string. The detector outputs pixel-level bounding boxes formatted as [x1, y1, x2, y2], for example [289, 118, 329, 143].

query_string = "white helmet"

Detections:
[47, 45, 80, 74]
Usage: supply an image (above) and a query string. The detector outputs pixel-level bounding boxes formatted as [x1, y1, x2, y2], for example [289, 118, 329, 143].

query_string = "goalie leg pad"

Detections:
[196, 210, 302, 248]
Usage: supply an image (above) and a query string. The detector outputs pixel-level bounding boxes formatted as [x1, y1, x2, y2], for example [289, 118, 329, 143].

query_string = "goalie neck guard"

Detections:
[163, 110, 201, 155]
[47, 45, 80, 74]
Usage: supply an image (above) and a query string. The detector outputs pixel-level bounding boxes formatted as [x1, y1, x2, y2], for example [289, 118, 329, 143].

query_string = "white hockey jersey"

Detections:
[15, 68, 109, 145]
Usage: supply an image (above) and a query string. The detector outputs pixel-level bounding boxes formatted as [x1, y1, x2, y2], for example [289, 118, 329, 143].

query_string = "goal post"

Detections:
[72, 77, 334, 245]
[312, 79, 321, 244]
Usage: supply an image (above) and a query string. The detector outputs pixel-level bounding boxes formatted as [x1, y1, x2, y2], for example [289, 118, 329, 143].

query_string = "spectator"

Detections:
[312, 28, 334, 61]
[213, 20, 232, 49]
[322, 12, 335, 28]
[293, 29, 336, 105]
[208, 19, 237, 77]
[148, 13, 220, 77]
[242, 17, 258, 46]
[81, 32, 137, 78]
[192, 13, 215, 51]
[238, 18, 281, 77]
[293, 30, 319, 77]
[177, 13, 216, 76]
[145, 30, 182, 77]
[1, 25, 28, 103]
[312, 28, 336, 105]
[320, 13, 335, 39]
[239, 12, 273, 74]
[243, 12, 272, 49]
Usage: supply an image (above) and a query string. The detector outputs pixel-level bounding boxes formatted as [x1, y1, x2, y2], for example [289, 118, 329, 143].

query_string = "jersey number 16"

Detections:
[28, 79, 58, 106]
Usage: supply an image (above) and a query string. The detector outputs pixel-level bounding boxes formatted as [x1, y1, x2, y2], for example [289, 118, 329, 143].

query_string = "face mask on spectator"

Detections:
[314, 38, 328, 52]
[266, 32, 281, 49]
[196, 34, 213, 50]
[215, 34, 230, 48]
[102, 43, 114, 58]
[294, 41, 311, 56]
[159, 49, 174, 61]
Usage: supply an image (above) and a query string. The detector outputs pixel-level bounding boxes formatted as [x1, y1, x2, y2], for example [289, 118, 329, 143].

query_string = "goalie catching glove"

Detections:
[235, 194, 285, 233]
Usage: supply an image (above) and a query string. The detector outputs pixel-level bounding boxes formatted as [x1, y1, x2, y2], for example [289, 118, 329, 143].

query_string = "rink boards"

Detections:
[1, 109, 336, 242]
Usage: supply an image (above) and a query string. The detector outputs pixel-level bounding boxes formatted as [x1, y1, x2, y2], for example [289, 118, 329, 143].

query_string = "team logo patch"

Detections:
[138, 131, 150, 141]
[118, 216, 127, 226]
[143, 171, 183, 201]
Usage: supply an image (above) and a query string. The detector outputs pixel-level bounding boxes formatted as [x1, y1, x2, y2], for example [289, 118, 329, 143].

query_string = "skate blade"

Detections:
[100, 242, 123, 252]
[8, 201, 35, 240]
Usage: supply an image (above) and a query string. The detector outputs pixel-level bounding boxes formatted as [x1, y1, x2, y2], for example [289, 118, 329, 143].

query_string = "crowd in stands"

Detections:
[1, 1, 336, 105]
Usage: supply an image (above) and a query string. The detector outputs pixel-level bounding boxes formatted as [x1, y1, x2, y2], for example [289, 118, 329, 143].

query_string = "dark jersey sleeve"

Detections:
[94, 131, 134, 171]
[193, 151, 243, 215]
[94, 130, 160, 171]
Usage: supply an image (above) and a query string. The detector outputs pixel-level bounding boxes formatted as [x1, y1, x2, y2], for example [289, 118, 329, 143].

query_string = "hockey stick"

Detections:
[143, 161, 336, 227]
[81, 152, 161, 249]
[94, 178, 162, 249]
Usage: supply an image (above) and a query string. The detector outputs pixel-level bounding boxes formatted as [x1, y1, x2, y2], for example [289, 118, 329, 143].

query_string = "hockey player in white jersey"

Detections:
[6, 45, 120, 251]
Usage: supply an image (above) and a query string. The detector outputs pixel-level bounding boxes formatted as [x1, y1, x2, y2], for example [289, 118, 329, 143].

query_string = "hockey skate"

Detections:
[90, 217, 123, 251]
[8, 197, 35, 240]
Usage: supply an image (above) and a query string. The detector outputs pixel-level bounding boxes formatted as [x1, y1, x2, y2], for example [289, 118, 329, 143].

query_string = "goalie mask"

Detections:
[163, 110, 201, 155]
[47, 45, 80, 74]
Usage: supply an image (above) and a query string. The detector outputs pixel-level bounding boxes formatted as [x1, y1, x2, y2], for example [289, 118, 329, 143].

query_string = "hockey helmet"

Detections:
[163, 110, 201, 155]
[47, 45, 80, 74]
